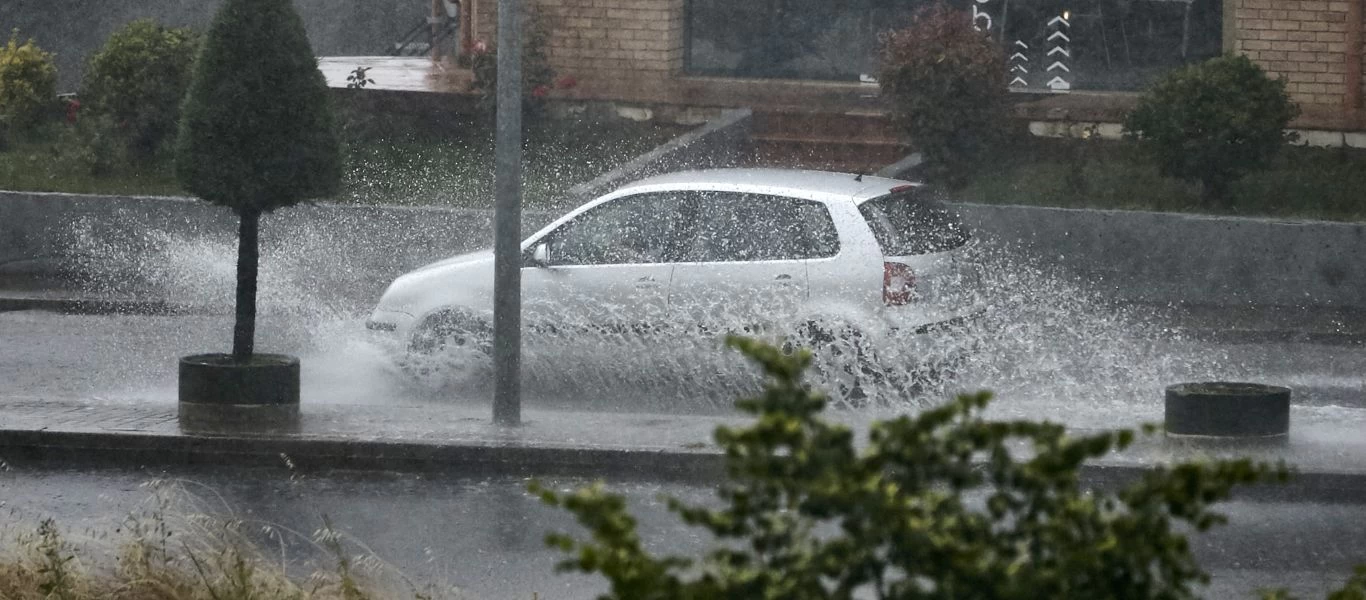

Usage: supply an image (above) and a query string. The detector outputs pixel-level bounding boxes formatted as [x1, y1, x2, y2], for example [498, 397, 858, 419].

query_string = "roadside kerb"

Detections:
[2, 400, 1365, 504]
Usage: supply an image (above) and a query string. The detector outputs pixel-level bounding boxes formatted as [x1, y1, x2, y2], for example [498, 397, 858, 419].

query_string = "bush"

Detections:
[466, 7, 558, 120]
[0, 32, 58, 132]
[1124, 54, 1299, 206]
[58, 114, 126, 176]
[536, 335, 1366, 599]
[879, 3, 1008, 189]
[81, 19, 200, 162]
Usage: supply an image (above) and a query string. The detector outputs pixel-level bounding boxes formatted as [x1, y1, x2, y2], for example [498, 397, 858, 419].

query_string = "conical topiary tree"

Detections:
[175, 0, 341, 361]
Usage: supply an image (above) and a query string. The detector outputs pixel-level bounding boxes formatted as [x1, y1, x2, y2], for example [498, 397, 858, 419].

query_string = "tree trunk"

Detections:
[233, 208, 261, 360]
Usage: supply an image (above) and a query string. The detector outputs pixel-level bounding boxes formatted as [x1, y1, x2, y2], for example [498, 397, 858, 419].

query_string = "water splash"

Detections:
[53, 212, 1366, 436]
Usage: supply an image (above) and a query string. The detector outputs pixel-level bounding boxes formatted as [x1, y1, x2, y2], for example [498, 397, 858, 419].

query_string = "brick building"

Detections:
[455, 0, 1363, 131]
[1228, 0, 1364, 129]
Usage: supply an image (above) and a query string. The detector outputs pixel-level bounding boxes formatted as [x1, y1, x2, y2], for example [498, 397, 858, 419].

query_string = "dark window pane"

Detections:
[548, 193, 683, 265]
[681, 192, 838, 262]
[684, 0, 1223, 91]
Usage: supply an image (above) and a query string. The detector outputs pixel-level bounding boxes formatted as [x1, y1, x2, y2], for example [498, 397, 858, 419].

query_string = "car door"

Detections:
[668, 191, 832, 336]
[521, 192, 682, 338]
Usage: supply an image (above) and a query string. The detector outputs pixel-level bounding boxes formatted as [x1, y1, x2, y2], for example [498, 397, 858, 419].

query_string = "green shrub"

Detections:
[879, 2, 1008, 189]
[176, 0, 341, 358]
[59, 114, 126, 176]
[535, 335, 1366, 599]
[81, 19, 200, 162]
[0, 32, 58, 132]
[1124, 54, 1299, 206]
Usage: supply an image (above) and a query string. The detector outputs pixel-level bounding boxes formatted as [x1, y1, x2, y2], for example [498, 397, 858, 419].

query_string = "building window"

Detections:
[684, 0, 1223, 92]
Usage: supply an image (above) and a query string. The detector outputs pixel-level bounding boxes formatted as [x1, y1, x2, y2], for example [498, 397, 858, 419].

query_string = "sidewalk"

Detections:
[3, 396, 1366, 504]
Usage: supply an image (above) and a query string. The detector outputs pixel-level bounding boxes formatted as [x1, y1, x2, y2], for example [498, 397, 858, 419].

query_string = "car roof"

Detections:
[611, 168, 921, 203]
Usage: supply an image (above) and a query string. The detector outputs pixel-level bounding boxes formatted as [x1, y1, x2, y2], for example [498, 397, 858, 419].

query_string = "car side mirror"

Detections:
[530, 243, 551, 267]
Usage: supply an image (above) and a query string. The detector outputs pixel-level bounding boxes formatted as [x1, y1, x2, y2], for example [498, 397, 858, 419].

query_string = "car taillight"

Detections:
[883, 262, 915, 306]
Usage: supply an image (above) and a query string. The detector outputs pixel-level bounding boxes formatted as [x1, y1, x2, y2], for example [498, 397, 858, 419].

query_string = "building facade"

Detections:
[462, 0, 1363, 130]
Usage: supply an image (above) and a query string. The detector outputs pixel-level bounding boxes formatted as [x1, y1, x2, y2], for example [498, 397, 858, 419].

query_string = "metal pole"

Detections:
[492, 0, 522, 426]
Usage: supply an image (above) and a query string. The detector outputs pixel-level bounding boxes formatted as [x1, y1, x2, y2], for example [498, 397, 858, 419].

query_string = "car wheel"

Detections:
[402, 311, 493, 384]
[790, 322, 871, 408]
[409, 311, 493, 356]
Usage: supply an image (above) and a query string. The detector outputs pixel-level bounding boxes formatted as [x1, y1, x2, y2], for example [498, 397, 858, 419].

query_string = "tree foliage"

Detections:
[0, 32, 58, 131]
[175, 0, 341, 216]
[82, 19, 200, 161]
[174, 0, 341, 359]
[528, 336, 1366, 599]
[1124, 54, 1299, 206]
[879, 3, 1008, 189]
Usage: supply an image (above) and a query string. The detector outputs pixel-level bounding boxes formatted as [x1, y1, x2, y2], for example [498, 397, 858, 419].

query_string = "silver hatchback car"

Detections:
[367, 168, 983, 394]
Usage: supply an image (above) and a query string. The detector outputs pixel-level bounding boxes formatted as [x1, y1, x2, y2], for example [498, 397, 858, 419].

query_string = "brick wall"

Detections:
[472, 0, 685, 103]
[1231, 0, 1363, 128]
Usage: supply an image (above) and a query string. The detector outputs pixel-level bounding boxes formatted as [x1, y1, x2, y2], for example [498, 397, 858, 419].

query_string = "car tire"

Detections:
[408, 310, 493, 357]
[791, 322, 872, 407]
[401, 311, 494, 385]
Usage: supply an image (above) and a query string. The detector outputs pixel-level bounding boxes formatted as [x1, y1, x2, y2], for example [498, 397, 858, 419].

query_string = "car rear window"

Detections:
[858, 187, 970, 256]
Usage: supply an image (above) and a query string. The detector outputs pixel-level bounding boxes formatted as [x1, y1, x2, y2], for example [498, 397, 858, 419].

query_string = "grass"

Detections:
[338, 115, 681, 212]
[0, 481, 465, 600]
[0, 114, 682, 211]
[958, 135, 1366, 222]
[0, 128, 182, 197]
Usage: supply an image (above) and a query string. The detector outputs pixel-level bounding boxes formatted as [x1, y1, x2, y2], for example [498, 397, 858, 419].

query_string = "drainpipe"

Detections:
[1347, 0, 1363, 129]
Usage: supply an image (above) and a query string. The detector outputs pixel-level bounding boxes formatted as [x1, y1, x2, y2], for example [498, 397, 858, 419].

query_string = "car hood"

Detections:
[410, 248, 495, 274]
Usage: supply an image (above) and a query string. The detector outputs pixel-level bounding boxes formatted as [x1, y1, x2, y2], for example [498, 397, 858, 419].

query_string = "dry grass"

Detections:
[0, 480, 464, 600]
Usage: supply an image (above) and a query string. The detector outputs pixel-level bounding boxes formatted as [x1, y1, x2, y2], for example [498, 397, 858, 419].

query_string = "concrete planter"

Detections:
[1164, 382, 1290, 441]
[178, 353, 300, 433]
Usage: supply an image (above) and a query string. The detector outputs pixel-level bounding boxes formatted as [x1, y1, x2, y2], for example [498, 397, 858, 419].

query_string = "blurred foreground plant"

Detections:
[535, 336, 1365, 599]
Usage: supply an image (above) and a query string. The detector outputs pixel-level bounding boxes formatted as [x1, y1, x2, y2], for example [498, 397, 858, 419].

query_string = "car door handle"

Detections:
[635, 276, 661, 288]
[774, 274, 794, 281]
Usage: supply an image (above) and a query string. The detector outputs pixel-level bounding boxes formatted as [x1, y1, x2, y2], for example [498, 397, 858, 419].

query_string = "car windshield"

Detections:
[858, 187, 971, 256]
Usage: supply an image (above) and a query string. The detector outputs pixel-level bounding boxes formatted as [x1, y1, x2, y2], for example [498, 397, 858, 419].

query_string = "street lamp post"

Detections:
[492, 0, 523, 426]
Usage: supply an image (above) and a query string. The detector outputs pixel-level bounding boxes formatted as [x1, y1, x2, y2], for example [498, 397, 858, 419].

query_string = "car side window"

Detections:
[545, 193, 683, 266]
[680, 192, 838, 262]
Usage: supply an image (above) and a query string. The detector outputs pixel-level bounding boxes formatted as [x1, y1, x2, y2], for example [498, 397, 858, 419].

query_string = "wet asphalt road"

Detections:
[1, 465, 1364, 599]
[1, 309, 1363, 414]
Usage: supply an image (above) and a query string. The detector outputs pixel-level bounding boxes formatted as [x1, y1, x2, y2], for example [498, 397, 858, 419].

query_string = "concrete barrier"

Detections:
[956, 203, 1366, 307]
[3, 192, 1364, 310]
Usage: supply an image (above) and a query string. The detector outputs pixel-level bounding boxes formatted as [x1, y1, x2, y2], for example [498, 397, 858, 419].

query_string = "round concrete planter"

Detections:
[1164, 382, 1290, 441]
[179, 353, 300, 432]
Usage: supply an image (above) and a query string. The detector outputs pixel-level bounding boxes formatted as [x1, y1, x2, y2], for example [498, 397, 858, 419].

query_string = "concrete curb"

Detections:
[3, 427, 1365, 504]
[0, 295, 206, 316]
[0, 428, 727, 483]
